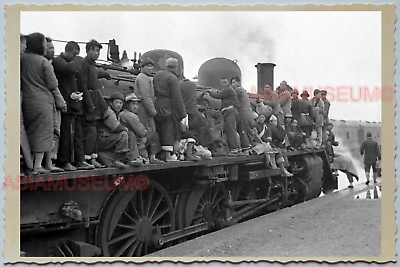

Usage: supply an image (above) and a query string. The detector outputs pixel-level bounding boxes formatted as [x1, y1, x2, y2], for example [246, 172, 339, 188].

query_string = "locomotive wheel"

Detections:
[97, 180, 175, 257]
[176, 181, 227, 231]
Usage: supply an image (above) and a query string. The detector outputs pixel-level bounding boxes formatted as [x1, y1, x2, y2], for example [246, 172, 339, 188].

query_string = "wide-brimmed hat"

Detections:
[300, 90, 310, 97]
[125, 93, 141, 102]
[321, 90, 328, 95]
[366, 132, 372, 138]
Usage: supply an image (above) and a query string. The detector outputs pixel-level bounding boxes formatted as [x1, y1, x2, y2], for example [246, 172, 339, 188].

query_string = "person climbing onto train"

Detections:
[320, 89, 330, 147]
[311, 89, 325, 148]
[20, 32, 61, 173]
[230, 76, 256, 150]
[153, 57, 187, 162]
[360, 132, 381, 185]
[326, 122, 359, 188]
[120, 93, 164, 164]
[252, 114, 292, 177]
[77, 39, 112, 168]
[135, 57, 157, 132]
[204, 77, 242, 156]
[97, 92, 137, 168]
[299, 90, 315, 148]
[179, 74, 213, 148]
[52, 41, 95, 171]
[259, 83, 285, 128]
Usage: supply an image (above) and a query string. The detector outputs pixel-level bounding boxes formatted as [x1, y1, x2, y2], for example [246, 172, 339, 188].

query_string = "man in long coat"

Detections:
[321, 89, 331, 146]
[153, 58, 187, 161]
[77, 39, 111, 168]
[53, 41, 95, 171]
[360, 132, 381, 185]
[135, 57, 157, 131]
[311, 89, 325, 148]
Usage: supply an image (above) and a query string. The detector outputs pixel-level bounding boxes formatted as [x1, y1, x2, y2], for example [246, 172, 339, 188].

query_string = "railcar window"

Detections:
[347, 132, 349, 139]
[377, 132, 379, 137]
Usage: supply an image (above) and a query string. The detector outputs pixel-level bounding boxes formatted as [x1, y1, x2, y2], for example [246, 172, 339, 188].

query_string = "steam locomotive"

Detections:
[20, 39, 378, 257]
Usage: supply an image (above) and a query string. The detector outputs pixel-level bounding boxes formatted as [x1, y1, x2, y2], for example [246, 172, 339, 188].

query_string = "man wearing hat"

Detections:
[153, 57, 187, 161]
[120, 93, 164, 164]
[277, 80, 293, 120]
[135, 57, 157, 132]
[320, 89, 331, 146]
[299, 90, 315, 147]
[97, 92, 132, 168]
[360, 132, 381, 185]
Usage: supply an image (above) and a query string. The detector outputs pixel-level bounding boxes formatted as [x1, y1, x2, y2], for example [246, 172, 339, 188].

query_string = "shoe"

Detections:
[89, 159, 105, 168]
[149, 157, 164, 164]
[33, 167, 50, 174]
[61, 162, 77, 171]
[282, 169, 293, 177]
[112, 160, 129, 168]
[374, 180, 377, 184]
[185, 154, 201, 161]
[365, 180, 370, 186]
[48, 166, 64, 173]
[76, 161, 95, 170]
[348, 185, 354, 189]
[127, 159, 143, 167]
[165, 154, 179, 162]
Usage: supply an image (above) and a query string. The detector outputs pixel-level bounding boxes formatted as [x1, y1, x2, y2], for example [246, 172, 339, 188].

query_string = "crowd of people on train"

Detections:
[20, 32, 345, 178]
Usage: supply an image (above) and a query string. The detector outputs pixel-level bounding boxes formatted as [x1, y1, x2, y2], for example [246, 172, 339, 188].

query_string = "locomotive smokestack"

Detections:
[255, 63, 276, 94]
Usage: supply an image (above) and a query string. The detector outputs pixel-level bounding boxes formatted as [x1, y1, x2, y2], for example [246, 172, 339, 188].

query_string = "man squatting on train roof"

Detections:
[20, 32, 355, 181]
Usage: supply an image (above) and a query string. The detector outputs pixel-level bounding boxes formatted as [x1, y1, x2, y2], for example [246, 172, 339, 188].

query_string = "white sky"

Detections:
[21, 11, 381, 122]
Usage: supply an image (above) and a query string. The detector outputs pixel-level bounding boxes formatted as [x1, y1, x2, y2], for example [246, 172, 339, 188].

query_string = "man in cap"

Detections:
[320, 89, 331, 146]
[312, 89, 325, 148]
[299, 90, 315, 147]
[277, 80, 293, 120]
[135, 57, 157, 132]
[205, 77, 241, 156]
[97, 92, 132, 168]
[260, 83, 284, 127]
[360, 132, 381, 185]
[153, 57, 187, 161]
[120, 93, 164, 164]
[52, 41, 95, 171]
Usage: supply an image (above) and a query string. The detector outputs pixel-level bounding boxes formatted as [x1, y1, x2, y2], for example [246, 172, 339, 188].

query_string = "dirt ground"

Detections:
[149, 183, 381, 259]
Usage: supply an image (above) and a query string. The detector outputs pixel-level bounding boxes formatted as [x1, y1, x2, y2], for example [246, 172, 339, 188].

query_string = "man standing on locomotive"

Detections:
[120, 93, 164, 164]
[77, 39, 111, 168]
[299, 90, 315, 148]
[231, 76, 256, 150]
[52, 41, 95, 171]
[153, 57, 187, 162]
[360, 132, 381, 185]
[135, 57, 157, 132]
[204, 78, 242, 156]
[320, 89, 331, 147]
[311, 89, 325, 148]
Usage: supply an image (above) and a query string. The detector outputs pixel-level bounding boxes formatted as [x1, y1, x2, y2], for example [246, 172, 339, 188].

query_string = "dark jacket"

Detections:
[180, 79, 198, 115]
[255, 122, 272, 143]
[209, 86, 239, 110]
[269, 123, 286, 148]
[52, 53, 84, 115]
[76, 56, 109, 123]
[153, 70, 187, 121]
[360, 138, 381, 164]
